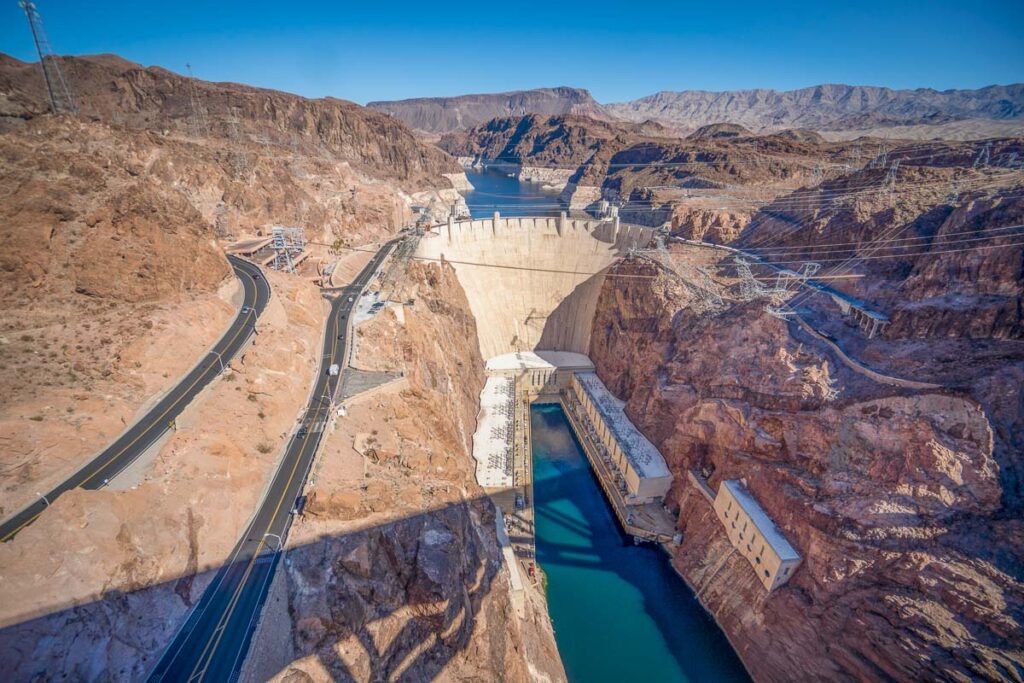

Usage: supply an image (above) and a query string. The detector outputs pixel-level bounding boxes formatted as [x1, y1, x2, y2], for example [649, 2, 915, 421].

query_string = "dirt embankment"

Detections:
[0, 104, 447, 510]
[587, 252, 1023, 682]
[244, 261, 565, 682]
[0, 270, 327, 680]
[0, 115, 235, 514]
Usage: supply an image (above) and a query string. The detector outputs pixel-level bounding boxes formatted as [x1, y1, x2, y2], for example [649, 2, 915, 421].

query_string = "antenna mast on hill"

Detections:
[19, 1, 77, 114]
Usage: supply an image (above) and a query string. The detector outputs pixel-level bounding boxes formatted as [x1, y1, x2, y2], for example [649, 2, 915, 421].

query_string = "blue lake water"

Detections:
[463, 168, 563, 218]
[531, 403, 750, 683]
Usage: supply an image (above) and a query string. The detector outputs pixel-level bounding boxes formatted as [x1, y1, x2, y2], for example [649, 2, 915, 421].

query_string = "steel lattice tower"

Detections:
[19, 1, 77, 115]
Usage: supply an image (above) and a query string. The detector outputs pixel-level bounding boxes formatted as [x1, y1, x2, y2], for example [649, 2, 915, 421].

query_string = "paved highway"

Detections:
[0, 256, 271, 543]
[148, 239, 397, 683]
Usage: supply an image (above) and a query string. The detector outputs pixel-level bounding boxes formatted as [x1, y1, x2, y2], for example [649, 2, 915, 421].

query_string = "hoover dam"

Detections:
[416, 213, 652, 359]
[4, 5, 1022, 676]
[438, 172, 751, 680]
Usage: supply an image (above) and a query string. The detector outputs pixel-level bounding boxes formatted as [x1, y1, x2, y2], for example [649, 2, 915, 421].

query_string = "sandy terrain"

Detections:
[0, 270, 327, 680]
[0, 279, 238, 518]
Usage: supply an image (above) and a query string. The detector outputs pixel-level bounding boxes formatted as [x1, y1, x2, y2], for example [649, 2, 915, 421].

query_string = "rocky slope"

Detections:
[0, 115, 235, 512]
[368, 86, 611, 133]
[0, 53, 461, 188]
[0, 109, 429, 509]
[440, 113, 878, 215]
[588, 250, 1024, 681]
[607, 83, 1024, 135]
[581, 133, 1024, 678]
[738, 139, 1024, 341]
[242, 261, 565, 682]
[0, 270, 329, 680]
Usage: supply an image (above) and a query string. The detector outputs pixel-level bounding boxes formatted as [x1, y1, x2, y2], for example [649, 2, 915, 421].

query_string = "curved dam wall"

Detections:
[416, 215, 654, 360]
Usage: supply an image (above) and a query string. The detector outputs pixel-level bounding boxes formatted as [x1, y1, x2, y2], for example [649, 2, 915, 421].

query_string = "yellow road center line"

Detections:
[191, 300, 344, 681]
[1, 267, 262, 543]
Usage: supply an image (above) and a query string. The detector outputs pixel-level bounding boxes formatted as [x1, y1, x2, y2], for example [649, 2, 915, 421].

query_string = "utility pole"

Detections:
[19, 1, 77, 115]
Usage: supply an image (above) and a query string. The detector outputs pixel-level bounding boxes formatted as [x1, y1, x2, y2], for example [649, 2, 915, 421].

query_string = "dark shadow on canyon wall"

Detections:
[536, 267, 610, 354]
[0, 497, 505, 683]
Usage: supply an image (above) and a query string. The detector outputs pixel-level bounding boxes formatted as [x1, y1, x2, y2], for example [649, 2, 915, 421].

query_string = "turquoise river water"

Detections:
[531, 404, 749, 682]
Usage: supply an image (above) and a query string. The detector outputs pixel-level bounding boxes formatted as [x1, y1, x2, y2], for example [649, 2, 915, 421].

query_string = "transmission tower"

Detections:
[884, 159, 900, 201]
[973, 141, 991, 169]
[227, 110, 250, 178]
[185, 63, 209, 138]
[19, 1, 77, 115]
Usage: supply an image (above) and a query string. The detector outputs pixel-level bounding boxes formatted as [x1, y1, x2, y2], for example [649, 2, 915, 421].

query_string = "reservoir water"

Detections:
[531, 404, 749, 683]
[463, 168, 562, 218]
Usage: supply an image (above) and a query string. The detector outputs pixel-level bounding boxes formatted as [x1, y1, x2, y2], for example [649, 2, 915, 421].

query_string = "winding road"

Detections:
[0, 255, 271, 543]
[148, 239, 396, 683]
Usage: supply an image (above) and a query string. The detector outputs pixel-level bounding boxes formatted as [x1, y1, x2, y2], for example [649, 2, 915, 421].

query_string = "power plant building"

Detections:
[714, 479, 801, 591]
[571, 372, 672, 504]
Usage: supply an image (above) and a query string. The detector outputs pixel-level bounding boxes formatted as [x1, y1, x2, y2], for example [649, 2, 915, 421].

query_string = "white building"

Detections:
[571, 372, 672, 504]
[714, 480, 801, 591]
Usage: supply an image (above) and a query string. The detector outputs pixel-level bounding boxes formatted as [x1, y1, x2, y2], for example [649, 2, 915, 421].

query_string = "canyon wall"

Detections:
[0, 53, 460, 189]
[368, 86, 611, 133]
[586, 254, 1023, 682]
[606, 84, 1024, 134]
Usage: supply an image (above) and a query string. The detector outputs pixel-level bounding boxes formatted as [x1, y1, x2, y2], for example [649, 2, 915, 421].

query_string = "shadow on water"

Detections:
[531, 403, 750, 683]
[0, 498, 504, 682]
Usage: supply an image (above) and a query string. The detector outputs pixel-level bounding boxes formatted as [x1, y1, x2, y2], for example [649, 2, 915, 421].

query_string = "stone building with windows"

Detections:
[714, 479, 801, 591]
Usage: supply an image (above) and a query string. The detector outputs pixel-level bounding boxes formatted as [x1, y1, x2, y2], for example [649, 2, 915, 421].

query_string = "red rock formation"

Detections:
[588, 254, 1023, 681]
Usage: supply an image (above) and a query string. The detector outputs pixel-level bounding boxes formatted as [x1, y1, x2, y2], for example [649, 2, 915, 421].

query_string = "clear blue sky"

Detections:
[2, 0, 1022, 104]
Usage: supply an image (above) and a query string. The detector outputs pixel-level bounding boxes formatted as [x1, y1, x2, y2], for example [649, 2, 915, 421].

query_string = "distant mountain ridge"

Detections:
[366, 87, 611, 133]
[371, 82, 1024, 138]
[606, 83, 1024, 132]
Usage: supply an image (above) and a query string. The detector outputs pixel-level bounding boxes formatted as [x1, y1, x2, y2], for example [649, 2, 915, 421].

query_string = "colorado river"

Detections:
[531, 405, 748, 682]
[463, 168, 562, 217]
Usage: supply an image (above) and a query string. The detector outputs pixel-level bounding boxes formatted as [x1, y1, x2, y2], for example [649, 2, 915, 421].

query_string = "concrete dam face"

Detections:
[415, 216, 654, 361]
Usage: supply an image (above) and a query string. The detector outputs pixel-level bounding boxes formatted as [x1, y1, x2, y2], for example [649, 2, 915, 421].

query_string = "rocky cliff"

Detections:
[244, 261, 565, 682]
[738, 139, 1024, 341]
[441, 113, 875, 216]
[368, 86, 611, 133]
[587, 252, 1024, 681]
[0, 53, 460, 188]
[606, 83, 1024, 136]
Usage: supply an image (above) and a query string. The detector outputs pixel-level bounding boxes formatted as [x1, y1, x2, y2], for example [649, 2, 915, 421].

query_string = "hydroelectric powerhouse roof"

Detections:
[574, 372, 670, 480]
[722, 480, 800, 561]
[485, 351, 595, 372]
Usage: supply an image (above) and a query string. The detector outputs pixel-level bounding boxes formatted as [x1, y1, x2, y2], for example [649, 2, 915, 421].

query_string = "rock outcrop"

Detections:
[0, 53, 461, 188]
[368, 86, 611, 133]
[606, 84, 1024, 135]
[585, 242, 1024, 681]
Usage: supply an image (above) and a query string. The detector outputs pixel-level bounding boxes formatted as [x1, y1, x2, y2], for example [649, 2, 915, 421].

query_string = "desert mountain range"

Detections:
[370, 83, 1024, 139]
